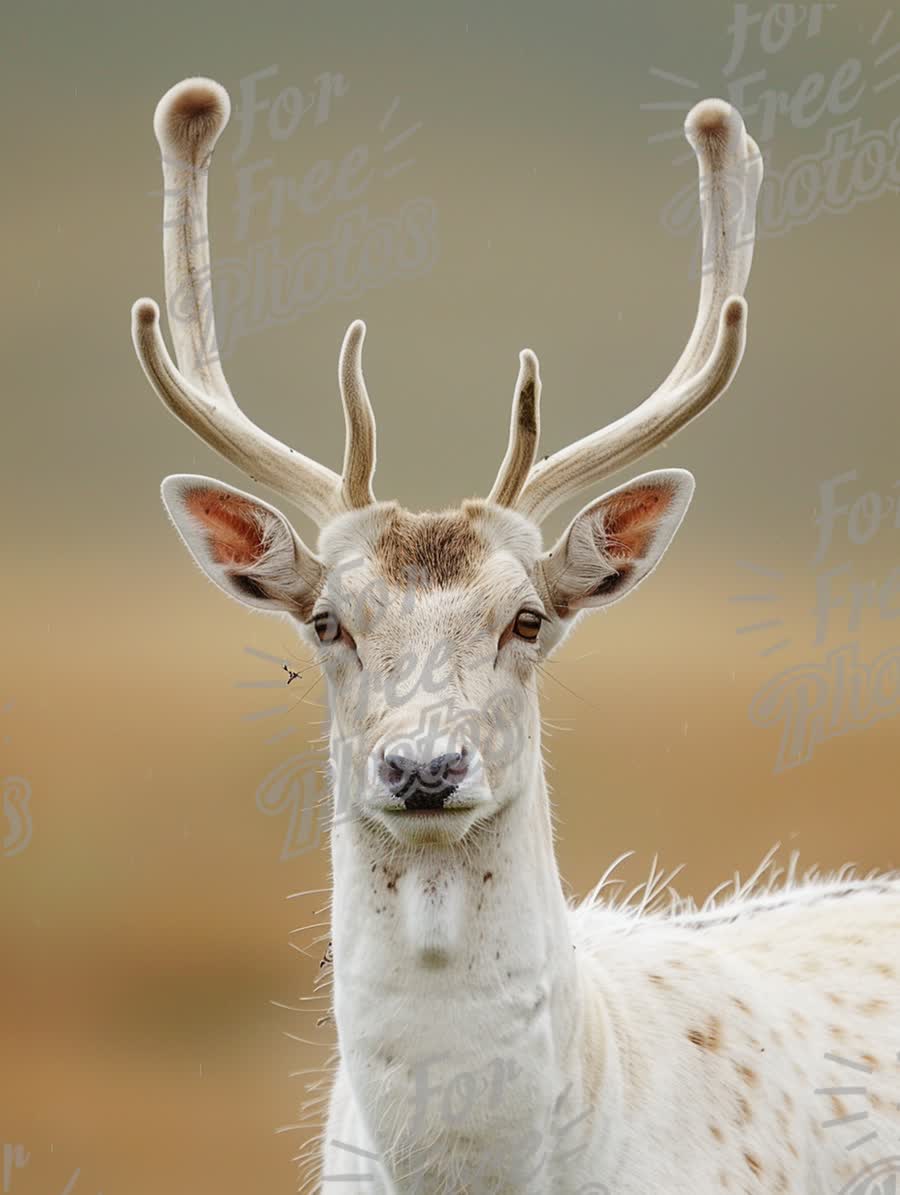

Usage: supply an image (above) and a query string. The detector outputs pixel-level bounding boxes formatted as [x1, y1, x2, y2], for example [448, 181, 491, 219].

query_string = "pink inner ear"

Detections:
[184, 488, 265, 566]
[596, 484, 674, 562]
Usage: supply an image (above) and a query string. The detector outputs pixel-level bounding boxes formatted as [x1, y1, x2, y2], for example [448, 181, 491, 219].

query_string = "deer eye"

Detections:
[512, 610, 543, 642]
[313, 611, 342, 644]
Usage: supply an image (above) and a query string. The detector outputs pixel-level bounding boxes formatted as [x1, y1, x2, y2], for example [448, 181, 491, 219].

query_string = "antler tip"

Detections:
[518, 349, 541, 401]
[684, 98, 745, 157]
[723, 295, 747, 328]
[154, 77, 231, 157]
[132, 297, 160, 328]
[341, 319, 367, 360]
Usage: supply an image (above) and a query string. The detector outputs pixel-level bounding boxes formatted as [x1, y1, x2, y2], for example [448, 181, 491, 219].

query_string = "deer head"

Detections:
[133, 78, 762, 848]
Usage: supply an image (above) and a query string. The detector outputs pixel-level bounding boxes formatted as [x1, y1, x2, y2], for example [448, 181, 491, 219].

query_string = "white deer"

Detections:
[133, 78, 900, 1195]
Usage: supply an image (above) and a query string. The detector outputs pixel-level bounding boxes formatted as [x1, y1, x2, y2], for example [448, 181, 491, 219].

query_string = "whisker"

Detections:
[536, 664, 599, 710]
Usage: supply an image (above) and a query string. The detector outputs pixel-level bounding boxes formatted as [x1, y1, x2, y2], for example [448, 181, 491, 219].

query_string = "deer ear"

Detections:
[541, 469, 694, 618]
[160, 475, 323, 617]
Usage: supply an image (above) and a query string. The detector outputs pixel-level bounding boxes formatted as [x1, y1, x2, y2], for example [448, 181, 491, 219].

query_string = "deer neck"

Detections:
[329, 739, 581, 1098]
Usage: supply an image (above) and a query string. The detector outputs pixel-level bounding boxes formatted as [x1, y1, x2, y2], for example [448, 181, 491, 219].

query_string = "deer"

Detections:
[133, 77, 900, 1195]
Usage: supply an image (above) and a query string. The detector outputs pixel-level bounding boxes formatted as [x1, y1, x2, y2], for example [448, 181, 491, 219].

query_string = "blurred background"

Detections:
[2, 1, 898, 1191]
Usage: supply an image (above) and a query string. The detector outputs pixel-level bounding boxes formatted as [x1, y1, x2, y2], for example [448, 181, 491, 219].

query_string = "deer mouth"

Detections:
[383, 803, 476, 816]
[371, 786, 492, 838]
[381, 793, 480, 816]
[395, 780, 457, 810]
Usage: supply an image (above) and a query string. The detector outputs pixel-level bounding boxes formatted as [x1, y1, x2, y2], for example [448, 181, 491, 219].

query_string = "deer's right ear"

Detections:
[160, 475, 323, 618]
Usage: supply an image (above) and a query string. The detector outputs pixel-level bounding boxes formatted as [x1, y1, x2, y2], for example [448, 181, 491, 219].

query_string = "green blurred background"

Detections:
[2, 1, 898, 1191]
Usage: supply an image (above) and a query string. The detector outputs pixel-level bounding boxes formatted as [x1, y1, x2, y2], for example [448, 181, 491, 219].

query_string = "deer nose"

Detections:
[380, 750, 469, 810]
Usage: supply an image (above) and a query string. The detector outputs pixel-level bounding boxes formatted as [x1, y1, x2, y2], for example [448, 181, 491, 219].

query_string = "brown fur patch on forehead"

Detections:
[374, 508, 488, 588]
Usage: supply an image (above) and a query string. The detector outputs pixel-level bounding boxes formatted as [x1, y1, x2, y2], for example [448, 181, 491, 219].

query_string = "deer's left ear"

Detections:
[540, 469, 695, 618]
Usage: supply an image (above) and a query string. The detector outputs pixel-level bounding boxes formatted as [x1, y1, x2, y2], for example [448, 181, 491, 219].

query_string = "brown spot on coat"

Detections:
[744, 1151, 762, 1178]
[860, 998, 889, 1015]
[734, 1062, 759, 1087]
[688, 1015, 723, 1052]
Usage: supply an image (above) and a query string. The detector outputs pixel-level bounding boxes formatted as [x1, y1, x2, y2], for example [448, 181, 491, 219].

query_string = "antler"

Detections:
[338, 319, 377, 509]
[131, 78, 376, 526]
[488, 350, 541, 507]
[502, 98, 762, 524]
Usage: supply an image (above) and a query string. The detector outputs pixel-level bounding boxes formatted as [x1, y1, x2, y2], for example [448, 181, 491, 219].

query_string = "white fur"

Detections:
[319, 841, 900, 1194]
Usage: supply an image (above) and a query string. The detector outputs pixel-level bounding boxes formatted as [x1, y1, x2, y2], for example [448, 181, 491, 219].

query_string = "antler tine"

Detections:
[132, 300, 346, 525]
[515, 98, 762, 524]
[152, 77, 235, 402]
[132, 77, 350, 527]
[663, 99, 763, 390]
[488, 350, 541, 507]
[339, 320, 377, 509]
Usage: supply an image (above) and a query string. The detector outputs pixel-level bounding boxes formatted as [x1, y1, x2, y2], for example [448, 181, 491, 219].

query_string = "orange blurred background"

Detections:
[2, 2, 898, 1192]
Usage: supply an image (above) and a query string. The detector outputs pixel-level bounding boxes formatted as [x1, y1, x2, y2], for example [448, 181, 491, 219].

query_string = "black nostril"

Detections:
[381, 754, 418, 793]
[421, 752, 467, 787]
